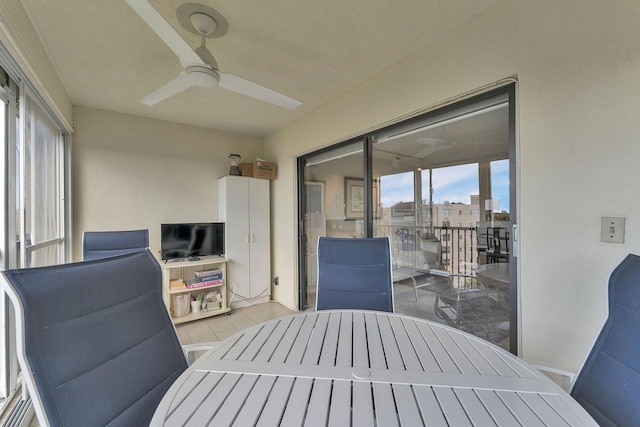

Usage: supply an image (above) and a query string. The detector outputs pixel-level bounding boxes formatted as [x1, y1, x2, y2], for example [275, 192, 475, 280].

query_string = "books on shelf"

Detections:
[194, 268, 223, 282]
[186, 278, 224, 289]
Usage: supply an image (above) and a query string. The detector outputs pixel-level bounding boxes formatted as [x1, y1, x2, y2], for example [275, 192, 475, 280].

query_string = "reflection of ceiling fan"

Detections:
[414, 137, 456, 158]
[125, 0, 302, 109]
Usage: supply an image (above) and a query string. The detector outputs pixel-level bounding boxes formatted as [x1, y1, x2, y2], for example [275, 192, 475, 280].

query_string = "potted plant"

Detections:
[204, 291, 222, 311]
[191, 293, 203, 313]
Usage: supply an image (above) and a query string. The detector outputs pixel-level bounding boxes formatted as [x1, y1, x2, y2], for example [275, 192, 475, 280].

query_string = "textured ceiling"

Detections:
[21, 0, 508, 137]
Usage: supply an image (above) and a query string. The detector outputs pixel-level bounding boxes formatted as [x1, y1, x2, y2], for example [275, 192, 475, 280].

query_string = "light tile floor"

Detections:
[176, 301, 296, 346]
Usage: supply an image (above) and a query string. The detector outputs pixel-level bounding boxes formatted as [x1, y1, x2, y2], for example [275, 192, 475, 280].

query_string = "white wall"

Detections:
[73, 106, 263, 261]
[265, 0, 640, 373]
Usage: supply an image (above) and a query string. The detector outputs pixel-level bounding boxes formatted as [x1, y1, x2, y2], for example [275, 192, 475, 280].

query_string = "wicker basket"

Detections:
[171, 294, 191, 317]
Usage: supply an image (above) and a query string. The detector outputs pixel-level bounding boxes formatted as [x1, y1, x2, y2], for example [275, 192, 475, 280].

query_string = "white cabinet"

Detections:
[218, 176, 271, 308]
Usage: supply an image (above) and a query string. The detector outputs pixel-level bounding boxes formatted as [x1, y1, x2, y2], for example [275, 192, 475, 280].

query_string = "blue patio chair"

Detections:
[316, 237, 394, 312]
[568, 253, 640, 426]
[82, 229, 149, 260]
[0, 249, 208, 427]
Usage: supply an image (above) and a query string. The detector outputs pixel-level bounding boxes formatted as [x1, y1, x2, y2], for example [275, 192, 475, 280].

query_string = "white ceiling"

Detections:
[20, 0, 508, 137]
[373, 103, 510, 174]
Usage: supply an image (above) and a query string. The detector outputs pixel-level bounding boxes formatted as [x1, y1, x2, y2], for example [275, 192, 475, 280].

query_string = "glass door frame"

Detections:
[297, 83, 517, 353]
[0, 71, 19, 404]
[297, 138, 366, 310]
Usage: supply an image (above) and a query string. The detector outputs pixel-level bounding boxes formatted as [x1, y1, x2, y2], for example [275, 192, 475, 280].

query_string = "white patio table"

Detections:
[152, 310, 596, 426]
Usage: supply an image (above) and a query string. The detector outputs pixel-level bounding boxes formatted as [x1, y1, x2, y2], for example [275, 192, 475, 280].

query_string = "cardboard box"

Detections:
[253, 161, 277, 179]
[239, 162, 253, 177]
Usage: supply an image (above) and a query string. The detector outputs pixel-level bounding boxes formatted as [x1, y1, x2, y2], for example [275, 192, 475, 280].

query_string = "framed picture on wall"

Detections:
[345, 177, 364, 220]
[344, 177, 381, 220]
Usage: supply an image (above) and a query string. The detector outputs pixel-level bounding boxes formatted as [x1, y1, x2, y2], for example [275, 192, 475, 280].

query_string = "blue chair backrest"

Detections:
[316, 237, 394, 312]
[82, 229, 149, 260]
[1, 250, 187, 427]
[570, 253, 640, 426]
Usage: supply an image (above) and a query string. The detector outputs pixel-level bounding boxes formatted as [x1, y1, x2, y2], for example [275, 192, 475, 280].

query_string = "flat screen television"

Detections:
[161, 223, 225, 260]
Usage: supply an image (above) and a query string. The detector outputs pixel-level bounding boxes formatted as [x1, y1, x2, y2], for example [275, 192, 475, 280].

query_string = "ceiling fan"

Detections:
[413, 137, 456, 158]
[125, 0, 302, 109]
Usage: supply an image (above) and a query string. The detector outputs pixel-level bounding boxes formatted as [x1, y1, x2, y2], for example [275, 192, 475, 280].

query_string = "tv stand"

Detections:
[160, 255, 230, 324]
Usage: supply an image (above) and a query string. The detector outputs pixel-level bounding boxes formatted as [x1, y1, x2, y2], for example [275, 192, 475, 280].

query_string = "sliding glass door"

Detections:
[0, 72, 18, 404]
[371, 91, 513, 350]
[0, 64, 70, 412]
[20, 92, 66, 267]
[297, 84, 516, 353]
[298, 140, 364, 310]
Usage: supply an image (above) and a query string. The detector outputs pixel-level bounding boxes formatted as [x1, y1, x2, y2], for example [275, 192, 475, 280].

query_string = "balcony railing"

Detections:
[375, 224, 480, 275]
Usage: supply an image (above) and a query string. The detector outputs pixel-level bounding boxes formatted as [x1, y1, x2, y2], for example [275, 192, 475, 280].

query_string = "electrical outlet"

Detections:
[601, 217, 625, 243]
[273, 276, 279, 285]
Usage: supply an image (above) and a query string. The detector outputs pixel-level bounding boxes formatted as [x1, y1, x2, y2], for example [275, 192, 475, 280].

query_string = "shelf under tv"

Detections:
[160, 256, 230, 324]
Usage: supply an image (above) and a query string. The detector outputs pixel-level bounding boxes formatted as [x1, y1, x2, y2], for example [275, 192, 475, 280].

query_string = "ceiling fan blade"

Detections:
[218, 72, 302, 109]
[141, 72, 194, 106]
[415, 141, 456, 158]
[126, 0, 204, 68]
[415, 137, 449, 146]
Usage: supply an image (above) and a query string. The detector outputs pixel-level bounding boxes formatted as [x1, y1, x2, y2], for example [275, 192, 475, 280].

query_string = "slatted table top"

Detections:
[152, 310, 596, 426]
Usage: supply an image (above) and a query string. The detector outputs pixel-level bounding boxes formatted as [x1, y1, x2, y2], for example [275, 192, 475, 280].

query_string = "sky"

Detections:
[380, 159, 509, 212]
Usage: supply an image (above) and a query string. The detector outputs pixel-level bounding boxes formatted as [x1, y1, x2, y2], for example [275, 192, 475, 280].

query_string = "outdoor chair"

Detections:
[433, 269, 508, 342]
[392, 230, 442, 301]
[532, 254, 640, 426]
[567, 253, 640, 426]
[82, 229, 149, 260]
[316, 237, 394, 312]
[0, 249, 209, 427]
[486, 226, 509, 263]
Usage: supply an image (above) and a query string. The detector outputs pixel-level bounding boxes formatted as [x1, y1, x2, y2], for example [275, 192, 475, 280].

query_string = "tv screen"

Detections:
[161, 223, 225, 260]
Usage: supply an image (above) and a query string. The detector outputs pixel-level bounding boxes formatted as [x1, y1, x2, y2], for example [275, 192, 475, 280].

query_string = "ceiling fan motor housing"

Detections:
[185, 66, 219, 87]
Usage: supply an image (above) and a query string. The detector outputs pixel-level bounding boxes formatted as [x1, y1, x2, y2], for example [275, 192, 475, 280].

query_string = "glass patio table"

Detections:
[151, 310, 596, 426]
[476, 262, 510, 288]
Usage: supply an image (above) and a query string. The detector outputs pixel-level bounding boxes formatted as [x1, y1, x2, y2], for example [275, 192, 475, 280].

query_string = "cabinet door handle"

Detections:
[245, 234, 250, 244]
[251, 234, 256, 243]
